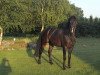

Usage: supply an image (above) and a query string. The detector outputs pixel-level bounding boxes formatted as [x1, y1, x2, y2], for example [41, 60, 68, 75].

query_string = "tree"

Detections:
[0, 26, 3, 45]
[32, 0, 83, 31]
[0, 0, 34, 35]
[0, 0, 84, 36]
[89, 15, 93, 25]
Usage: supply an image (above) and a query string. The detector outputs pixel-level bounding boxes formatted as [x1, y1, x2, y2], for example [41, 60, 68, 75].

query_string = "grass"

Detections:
[0, 37, 100, 75]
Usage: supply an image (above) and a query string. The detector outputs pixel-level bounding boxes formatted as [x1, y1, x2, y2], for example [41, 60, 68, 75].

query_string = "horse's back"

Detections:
[49, 29, 64, 47]
[40, 27, 56, 44]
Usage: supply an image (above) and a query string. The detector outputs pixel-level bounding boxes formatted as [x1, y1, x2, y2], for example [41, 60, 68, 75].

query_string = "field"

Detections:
[0, 37, 100, 75]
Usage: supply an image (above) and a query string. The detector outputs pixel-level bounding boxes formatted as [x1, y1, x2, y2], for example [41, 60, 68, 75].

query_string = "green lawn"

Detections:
[0, 37, 100, 75]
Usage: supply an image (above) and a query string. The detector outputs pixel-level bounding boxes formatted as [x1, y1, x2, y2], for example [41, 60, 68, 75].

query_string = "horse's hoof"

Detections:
[63, 67, 66, 70]
[38, 60, 41, 64]
[49, 61, 53, 65]
[68, 66, 71, 68]
[63, 65, 66, 70]
[38, 62, 41, 64]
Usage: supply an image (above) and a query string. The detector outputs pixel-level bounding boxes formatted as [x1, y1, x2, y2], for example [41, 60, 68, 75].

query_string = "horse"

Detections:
[36, 16, 77, 70]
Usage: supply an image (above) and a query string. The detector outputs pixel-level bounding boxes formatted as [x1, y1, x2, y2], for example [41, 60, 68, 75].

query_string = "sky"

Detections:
[69, 0, 100, 18]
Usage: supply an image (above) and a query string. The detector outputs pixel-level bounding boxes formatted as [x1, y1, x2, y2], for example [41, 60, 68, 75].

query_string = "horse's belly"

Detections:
[50, 37, 61, 46]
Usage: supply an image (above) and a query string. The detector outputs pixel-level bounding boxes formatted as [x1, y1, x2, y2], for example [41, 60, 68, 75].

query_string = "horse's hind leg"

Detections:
[38, 46, 44, 64]
[63, 47, 66, 70]
[48, 45, 53, 64]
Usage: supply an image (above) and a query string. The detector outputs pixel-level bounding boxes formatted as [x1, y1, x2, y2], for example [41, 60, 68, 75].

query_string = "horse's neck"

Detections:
[63, 27, 70, 35]
[63, 29, 75, 36]
[70, 31, 76, 43]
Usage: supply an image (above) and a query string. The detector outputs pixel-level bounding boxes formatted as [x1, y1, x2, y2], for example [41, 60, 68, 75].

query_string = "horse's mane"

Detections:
[58, 16, 76, 29]
[58, 16, 77, 34]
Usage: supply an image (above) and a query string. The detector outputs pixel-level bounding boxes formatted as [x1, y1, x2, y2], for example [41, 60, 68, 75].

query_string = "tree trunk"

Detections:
[0, 27, 3, 45]
[40, 4, 44, 32]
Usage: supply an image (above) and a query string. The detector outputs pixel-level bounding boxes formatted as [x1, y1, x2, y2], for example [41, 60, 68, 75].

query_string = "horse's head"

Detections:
[68, 16, 77, 34]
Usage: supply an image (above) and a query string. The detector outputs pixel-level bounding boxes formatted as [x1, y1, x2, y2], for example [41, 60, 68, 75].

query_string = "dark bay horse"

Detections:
[36, 16, 77, 70]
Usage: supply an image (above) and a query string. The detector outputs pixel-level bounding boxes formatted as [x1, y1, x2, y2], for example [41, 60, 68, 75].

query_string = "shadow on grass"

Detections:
[43, 50, 63, 69]
[26, 43, 63, 69]
[73, 38, 100, 71]
[0, 58, 12, 75]
[26, 37, 100, 71]
[26, 42, 38, 63]
[74, 49, 100, 71]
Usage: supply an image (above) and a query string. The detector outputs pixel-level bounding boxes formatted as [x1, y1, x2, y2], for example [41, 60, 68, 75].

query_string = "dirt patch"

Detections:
[0, 40, 27, 50]
[0, 40, 50, 51]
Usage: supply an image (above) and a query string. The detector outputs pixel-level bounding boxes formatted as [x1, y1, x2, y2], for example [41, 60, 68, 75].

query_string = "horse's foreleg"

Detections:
[48, 45, 53, 64]
[63, 47, 66, 70]
[68, 49, 72, 68]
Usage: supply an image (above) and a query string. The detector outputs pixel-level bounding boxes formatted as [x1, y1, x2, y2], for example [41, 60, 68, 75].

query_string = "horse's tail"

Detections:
[34, 34, 42, 57]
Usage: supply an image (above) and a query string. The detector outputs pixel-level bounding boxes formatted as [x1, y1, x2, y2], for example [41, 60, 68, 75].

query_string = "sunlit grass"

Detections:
[0, 37, 100, 75]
